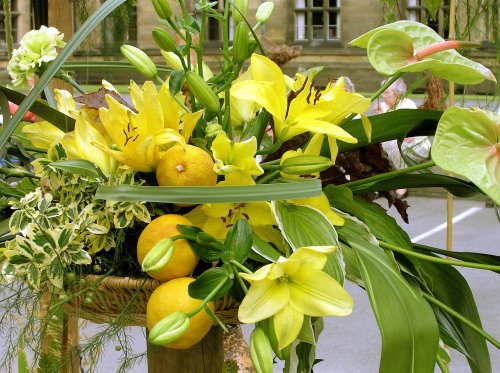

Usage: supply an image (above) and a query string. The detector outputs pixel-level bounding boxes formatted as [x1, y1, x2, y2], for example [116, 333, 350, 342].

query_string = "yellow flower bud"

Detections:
[151, 0, 172, 20]
[255, 2, 274, 24]
[250, 326, 274, 373]
[152, 28, 177, 52]
[233, 22, 250, 63]
[185, 71, 221, 113]
[148, 311, 190, 345]
[281, 155, 333, 175]
[141, 237, 174, 273]
[121, 44, 158, 79]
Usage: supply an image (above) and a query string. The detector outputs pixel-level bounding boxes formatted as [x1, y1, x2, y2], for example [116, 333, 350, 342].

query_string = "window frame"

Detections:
[293, 0, 341, 46]
[405, 0, 450, 38]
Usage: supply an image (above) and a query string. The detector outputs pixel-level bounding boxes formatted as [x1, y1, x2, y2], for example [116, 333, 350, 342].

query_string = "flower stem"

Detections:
[187, 277, 229, 317]
[342, 160, 435, 189]
[369, 72, 404, 103]
[256, 169, 281, 184]
[60, 73, 86, 94]
[234, 271, 249, 294]
[230, 259, 253, 275]
[422, 292, 500, 350]
[379, 241, 500, 272]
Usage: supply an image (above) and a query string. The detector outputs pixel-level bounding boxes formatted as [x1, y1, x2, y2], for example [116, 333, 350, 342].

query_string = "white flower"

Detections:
[7, 26, 65, 87]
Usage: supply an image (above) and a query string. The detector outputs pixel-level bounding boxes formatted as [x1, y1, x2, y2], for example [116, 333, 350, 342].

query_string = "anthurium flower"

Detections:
[238, 246, 353, 349]
[231, 54, 359, 161]
[211, 132, 263, 177]
[94, 80, 202, 172]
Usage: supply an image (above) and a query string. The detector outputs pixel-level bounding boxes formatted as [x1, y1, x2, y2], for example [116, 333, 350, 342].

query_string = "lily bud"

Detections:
[255, 2, 274, 24]
[260, 318, 290, 360]
[250, 327, 274, 373]
[148, 311, 190, 346]
[231, 0, 248, 25]
[151, 0, 172, 20]
[185, 71, 221, 113]
[233, 22, 250, 63]
[121, 45, 158, 79]
[281, 155, 333, 175]
[141, 237, 174, 273]
[205, 123, 223, 137]
[152, 28, 177, 52]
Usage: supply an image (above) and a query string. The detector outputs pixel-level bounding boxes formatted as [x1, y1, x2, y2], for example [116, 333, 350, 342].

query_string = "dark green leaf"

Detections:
[0, 179, 28, 198]
[49, 160, 103, 179]
[176, 225, 223, 262]
[417, 260, 491, 373]
[251, 233, 281, 262]
[323, 185, 366, 220]
[223, 219, 252, 263]
[95, 180, 322, 203]
[349, 238, 439, 373]
[348, 173, 481, 198]
[169, 70, 185, 95]
[337, 109, 442, 153]
[424, 0, 443, 19]
[0, 86, 75, 132]
[188, 267, 232, 300]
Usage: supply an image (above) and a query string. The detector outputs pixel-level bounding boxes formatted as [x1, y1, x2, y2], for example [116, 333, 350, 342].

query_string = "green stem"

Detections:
[204, 305, 228, 332]
[0, 167, 39, 179]
[197, 9, 206, 78]
[379, 241, 500, 272]
[422, 292, 500, 349]
[342, 160, 435, 189]
[187, 277, 229, 317]
[230, 259, 253, 274]
[369, 72, 404, 103]
[60, 73, 87, 94]
[234, 271, 249, 294]
[3, 0, 13, 59]
[436, 356, 448, 373]
[260, 164, 281, 171]
[256, 169, 281, 184]
[256, 140, 283, 155]
[166, 17, 185, 41]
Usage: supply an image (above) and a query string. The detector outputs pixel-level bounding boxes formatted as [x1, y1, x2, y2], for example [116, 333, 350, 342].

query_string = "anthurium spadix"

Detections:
[350, 21, 496, 85]
[431, 107, 500, 204]
[231, 54, 361, 162]
[238, 246, 353, 349]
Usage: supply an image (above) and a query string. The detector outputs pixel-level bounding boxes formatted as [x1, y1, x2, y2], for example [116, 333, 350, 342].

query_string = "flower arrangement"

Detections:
[0, 0, 499, 372]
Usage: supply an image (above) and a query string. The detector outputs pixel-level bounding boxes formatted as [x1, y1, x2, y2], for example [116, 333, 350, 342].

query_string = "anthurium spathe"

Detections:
[94, 80, 202, 172]
[231, 54, 358, 161]
[211, 132, 264, 177]
[238, 246, 353, 349]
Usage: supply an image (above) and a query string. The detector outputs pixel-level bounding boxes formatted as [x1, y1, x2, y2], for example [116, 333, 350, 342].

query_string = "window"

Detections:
[406, 0, 449, 37]
[205, 0, 234, 43]
[0, 0, 20, 52]
[295, 0, 340, 42]
[99, 0, 137, 53]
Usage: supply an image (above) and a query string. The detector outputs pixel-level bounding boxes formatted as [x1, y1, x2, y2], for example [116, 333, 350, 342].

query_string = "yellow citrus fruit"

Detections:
[156, 144, 217, 187]
[146, 277, 215, 349]
[137, 214, 199, 282]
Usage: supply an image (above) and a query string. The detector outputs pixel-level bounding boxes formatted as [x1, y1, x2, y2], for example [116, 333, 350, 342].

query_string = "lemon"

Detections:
[137, 214, 199, 282]
[156, 144, 218, 187]
[146, 277, 215, 349]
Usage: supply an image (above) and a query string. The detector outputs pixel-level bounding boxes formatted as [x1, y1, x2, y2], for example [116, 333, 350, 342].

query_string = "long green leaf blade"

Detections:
[95, 180, 321, 203]
[0, 0, 127, 150]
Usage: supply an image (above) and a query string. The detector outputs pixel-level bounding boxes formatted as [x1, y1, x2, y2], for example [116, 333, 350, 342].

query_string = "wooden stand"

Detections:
[147, 327, 224, 373]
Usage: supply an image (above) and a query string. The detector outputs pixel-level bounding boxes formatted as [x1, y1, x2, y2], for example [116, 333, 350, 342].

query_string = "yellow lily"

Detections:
[211, 132, 263, 177]
[228, 70, 261, 127]
[94, 80, 203, 172]
[289, 193, 345, 226]
[231, 54, 360, 161]
[238, 246, 353, 349]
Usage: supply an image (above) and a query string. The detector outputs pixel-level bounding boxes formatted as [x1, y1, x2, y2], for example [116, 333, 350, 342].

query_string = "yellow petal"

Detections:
[273, 304, 304, 350]
[289, 247, 330, 270]
[289, 269, 353, 317]
[238, 279, 289, 324]
[180, 110, 203, 141]
[54, 89, 77, 116]
[240, 264, 273, 282]
[360, 114, 372, 143]
[22, 121, 65, 149]
[291, 120, 358, 143]
[158, 81, 182, 131]
[242, 202, 276, 226]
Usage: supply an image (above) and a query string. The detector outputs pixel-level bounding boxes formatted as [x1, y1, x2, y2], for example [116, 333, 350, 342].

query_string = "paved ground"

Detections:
[2, 195, 499, 372]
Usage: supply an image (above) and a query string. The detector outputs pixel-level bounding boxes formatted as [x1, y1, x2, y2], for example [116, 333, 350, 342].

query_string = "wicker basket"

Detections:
[63, 275, 239, 327]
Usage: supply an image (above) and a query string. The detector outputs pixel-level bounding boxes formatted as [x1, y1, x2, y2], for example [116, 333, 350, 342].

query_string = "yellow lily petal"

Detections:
[289, 247, 332, 270]
[54, 89, 77, 116]
[273, 304, 304, 350]
[360, 113, 372, 143]
[238, 279, 289, 323]
[136, 81, 164, 136]
[290, 120, 358, 143]
[289, 269, 353, 317]
[241, 202, 276, 226]
[304, 133, 324, 155]
[240, 264, 272, 282]
[128, 79, 144, 111]
[328, 136, 339, 164]
[158, 81, 182, 131]
[250, 54, 287, 92]
[180, 110, 203, 142]
[100, 95, 133, 148]
[211, 132, 263, 176]
[22, 121, 65, 149]
[291, 193, 345, 226]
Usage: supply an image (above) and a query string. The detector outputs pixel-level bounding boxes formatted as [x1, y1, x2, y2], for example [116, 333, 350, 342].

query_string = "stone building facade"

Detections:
[1, 1, 498, 93]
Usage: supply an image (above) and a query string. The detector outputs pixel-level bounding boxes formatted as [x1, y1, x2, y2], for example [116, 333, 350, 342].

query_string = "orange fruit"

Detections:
[146, 277, 215, 349]
[137, 214, 199, 282]
[156, 144, 217, 187]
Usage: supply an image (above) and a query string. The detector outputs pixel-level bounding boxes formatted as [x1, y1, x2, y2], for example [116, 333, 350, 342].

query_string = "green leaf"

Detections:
[0, 179, 28, 198]
[17, 341, 30, 373]
[169, 70, 185, 95]
[177, 225, 223, 262]
[188, 267, 232, 300]
[424, 0, 443, 19]
[272, 202, 345, 284]
[0, 0, 127, 151]
[346, 173, 481, 198]
[223, 219, 252, 263]
[348, 238, 439, 373]
[417, 260, 491, 373]
[251, 233, 281, 262]
[349, 21, 495, 84]
[337, 109, 442, 153]
[431, 107, 500, 204]
[49, 160, 103, 179]
[95, 180, 322, 203]
[323, 185, 366, 220]
[0, 86, 75, 132]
